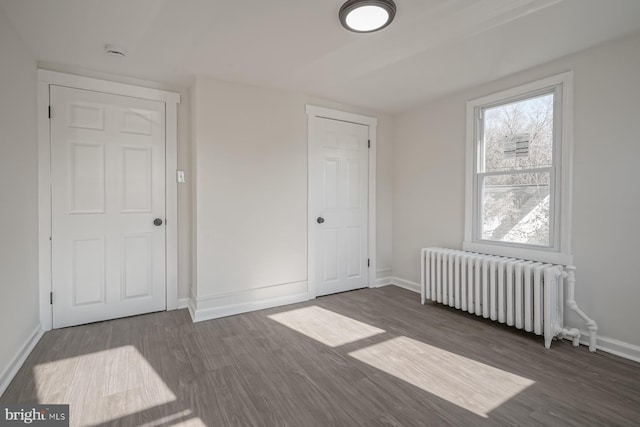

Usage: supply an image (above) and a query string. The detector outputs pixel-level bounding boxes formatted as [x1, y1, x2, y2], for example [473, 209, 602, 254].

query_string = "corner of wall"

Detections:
[0, 7, 42, 398]
[0, 325, 44, 397]
[189, 78, 198, 303]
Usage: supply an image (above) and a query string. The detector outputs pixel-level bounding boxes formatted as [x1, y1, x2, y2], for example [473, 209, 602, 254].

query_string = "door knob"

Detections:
[153, 218, 163, 226]
[317, 217, 325, 224]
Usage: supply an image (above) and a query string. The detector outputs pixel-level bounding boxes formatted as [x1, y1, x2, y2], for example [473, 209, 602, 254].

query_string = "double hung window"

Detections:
[464, 72, 573, 264]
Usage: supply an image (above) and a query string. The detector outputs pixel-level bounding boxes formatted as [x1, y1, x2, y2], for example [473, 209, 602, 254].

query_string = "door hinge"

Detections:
[368, 139, 370, 149]
[48, 106, 51, 119]
[50, 292, 53, 305]
[367, 258, 370, 267]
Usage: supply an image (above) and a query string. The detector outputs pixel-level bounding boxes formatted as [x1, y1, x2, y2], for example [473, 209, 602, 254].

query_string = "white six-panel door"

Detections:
[310, 117, 369, 296]
[50, 85, 166, 328]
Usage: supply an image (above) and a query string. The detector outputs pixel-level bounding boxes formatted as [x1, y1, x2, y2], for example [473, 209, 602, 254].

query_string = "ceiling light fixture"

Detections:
[339, 0, 396, 33]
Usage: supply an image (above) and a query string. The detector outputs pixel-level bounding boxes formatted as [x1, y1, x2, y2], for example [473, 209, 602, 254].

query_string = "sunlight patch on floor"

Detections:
[33, 345, 176, 425]
[349, 336, 534, 417]
[172, 417, 207, 427]
[139, 410, 207, 427]
[268, 306, 385, 347]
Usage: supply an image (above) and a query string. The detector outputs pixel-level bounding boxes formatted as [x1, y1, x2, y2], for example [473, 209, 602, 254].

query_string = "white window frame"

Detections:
[463, 71, 573, 265]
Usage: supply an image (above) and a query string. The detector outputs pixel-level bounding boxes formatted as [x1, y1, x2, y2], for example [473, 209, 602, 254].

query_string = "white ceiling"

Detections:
[2, 0, 640, 113]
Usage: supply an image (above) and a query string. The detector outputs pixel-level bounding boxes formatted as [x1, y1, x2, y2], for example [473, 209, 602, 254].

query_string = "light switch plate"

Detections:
[177, 170, 186, 183]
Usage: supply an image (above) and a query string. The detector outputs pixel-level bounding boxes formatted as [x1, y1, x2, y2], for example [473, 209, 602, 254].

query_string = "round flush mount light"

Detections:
[105, 44, 126, 57]
[339, 0, 396, 33]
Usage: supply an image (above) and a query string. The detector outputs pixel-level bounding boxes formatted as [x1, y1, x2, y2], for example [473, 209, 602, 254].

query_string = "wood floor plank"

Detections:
[1, 286, 639, 426]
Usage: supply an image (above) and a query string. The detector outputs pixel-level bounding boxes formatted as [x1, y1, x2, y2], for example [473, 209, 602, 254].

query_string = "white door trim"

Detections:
[305, 105, 377, 299]
[37, 69, 180, 331]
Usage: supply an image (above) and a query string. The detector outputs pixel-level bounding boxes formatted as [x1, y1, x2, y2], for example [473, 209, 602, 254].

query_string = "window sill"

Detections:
[463, 241, 573, 265]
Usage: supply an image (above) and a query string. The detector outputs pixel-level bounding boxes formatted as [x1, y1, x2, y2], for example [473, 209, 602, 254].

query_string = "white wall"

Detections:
[0, 10, 40, 388]
[392, 31, 640, 349]
[191, 76, 393, 317]
[192, 77, 308, 306]
[176, 92, 191, 299]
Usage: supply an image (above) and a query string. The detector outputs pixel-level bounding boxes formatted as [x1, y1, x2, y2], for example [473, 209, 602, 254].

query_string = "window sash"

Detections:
[476, 169, 556, 249]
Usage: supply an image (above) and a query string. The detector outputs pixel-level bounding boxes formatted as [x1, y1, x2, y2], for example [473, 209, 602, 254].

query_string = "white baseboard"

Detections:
[376, 268, 391, 278]
[189, 281, 309, 323]
[576, 330, 640, 363]
[0, 325, 44, 397]
[177, 298, 189, 310]
[187, 297, 197, 322]
[375, 276, 392, 287]
[389, 277, 421, 293]
[374, 276, 421, 294]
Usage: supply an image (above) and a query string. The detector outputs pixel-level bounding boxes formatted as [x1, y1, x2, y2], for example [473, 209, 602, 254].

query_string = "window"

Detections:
[464, 72, 573, 264]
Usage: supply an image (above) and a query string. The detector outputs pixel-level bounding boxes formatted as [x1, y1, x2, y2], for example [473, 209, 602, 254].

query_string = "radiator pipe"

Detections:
[560, 327, 581, 347]
[561, 265, 598, 352]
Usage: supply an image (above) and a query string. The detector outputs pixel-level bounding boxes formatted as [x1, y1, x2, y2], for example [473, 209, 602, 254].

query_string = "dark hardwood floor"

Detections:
[2, 286, 639, 426]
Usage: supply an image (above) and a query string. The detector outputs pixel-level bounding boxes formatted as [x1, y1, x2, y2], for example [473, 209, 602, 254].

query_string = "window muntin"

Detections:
[475, 88, 559, 249]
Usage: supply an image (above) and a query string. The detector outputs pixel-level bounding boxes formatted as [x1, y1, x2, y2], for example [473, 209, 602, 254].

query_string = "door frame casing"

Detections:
[306, 105, 377, 299]
[37, 69, 180, 331]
